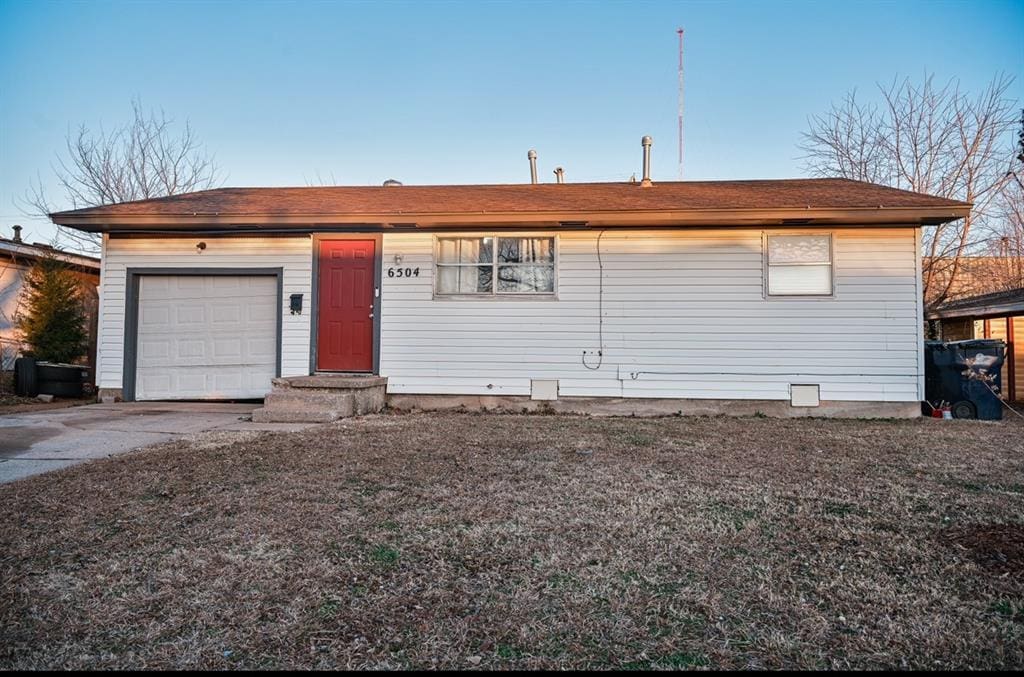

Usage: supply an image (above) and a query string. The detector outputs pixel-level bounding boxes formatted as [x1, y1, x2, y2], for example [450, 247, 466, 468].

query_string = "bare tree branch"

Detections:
[801, 73, 1018, 308]
[19, 100, 223, 254]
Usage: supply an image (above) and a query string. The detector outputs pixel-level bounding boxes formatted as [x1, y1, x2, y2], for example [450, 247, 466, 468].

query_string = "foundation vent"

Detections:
[790, 384, 820, 407]
[531, 379, 559, 401]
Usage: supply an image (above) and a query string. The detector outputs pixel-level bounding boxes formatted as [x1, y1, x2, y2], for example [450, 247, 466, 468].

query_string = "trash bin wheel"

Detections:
[951, 400, 977, 420]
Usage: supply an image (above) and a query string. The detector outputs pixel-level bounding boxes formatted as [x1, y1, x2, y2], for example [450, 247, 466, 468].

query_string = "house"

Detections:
[49, 144, 971, 418]
[0, 226, 101, 372]
[926, 287, 1024, 401]
[923, 255, 1024, 307]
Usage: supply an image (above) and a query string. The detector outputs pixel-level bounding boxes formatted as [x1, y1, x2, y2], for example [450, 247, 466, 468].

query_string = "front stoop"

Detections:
[252, 375, 387, 423]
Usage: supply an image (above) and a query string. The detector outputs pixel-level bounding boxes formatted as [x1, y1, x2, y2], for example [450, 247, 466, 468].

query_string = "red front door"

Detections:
[317, 239, 376, 371]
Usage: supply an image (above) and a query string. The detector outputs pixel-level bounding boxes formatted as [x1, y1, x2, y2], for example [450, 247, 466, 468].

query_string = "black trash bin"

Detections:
[13, 356, 38, 397]
[12, 358, 87, 399]
[35, 362, 88, 398]
[924, 339, 1007, 420]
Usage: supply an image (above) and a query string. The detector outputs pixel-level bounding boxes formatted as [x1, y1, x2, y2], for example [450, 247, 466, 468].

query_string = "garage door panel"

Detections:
[139, 304, 172, 329]
[176, 305, 207, 325]
[211, 303, 241, 324]
[178, 339, 206, 358]
[135, 275, 278, 400]
[139, 338, 172, 361]
[247, 302, 277, 323]
[249, 336, 277, 358]
[139, 372, 173, 395]
[212, 338, 243, 359]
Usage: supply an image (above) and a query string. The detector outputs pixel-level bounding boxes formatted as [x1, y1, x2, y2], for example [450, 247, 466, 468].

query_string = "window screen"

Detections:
[437, 236, 555, 295]
[767, 234, 833, 296]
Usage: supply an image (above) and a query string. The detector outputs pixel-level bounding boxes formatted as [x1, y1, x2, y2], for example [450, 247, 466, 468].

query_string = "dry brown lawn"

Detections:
[1, 412, 1023, 670]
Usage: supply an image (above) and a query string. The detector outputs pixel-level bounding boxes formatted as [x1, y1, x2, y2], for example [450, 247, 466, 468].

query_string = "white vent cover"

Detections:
[790, 384, 820, 407]
[531, 379, 559, 401]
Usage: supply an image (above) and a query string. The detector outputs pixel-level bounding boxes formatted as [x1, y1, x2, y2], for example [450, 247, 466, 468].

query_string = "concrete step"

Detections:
[251, 407, 341, 423]
[261, 391, 355, 419]
[274, 375, 388, 390]
[264, 390, 356, 412]
[257, 375, 387, 422]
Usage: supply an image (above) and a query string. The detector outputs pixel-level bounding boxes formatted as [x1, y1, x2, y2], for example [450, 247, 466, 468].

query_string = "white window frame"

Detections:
[432, 233, 559, 299]
[763, 231, 835, 298]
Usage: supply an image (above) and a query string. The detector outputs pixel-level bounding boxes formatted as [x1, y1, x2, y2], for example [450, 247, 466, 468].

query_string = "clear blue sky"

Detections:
[1, 0, 1021, 245]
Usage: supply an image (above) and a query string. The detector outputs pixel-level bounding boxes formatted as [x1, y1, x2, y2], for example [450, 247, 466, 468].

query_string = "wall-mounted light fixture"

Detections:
[196, 241, 207, 253]
[393, 253, 403, 266]
[289, 293, 303, 315]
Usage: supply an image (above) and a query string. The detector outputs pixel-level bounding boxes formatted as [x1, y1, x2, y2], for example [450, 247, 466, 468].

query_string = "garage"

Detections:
[132, 273, 279, 400]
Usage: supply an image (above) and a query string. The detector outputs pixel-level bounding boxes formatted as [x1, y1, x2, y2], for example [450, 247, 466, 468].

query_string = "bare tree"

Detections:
[801, 90, 890, 184]
[801, 73, 1018, 307]
[304, 170, 340, 187]
[981, 177, 1024, 288]
[23, 100, 222, 253]
[1009, 107, 1024, 191]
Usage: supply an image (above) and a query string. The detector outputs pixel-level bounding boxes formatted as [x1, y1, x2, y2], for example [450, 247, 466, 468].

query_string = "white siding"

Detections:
[380, 228, 924, 402]
[96, 227, 926, 404]
[96, 235, 312, 391]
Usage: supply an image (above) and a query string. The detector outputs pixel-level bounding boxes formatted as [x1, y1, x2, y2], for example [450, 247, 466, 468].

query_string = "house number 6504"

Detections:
[387, 267, 420, 278]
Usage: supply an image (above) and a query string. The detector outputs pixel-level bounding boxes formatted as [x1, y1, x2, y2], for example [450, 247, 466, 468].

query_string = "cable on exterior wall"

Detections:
[582, 230, 606, 371]
[627, 370, 919, 379]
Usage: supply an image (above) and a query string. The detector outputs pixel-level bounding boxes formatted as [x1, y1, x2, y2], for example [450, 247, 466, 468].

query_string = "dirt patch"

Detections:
[944, 523, 1024, 574]
[1, 412, 1022, 670]
[0, 397, 92, 416]
[0, 425, 60, 457]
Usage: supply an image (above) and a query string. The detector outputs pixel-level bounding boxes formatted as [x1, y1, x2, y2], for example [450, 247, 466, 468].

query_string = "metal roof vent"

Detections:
[382, 179, 403, 187]
[640, 136, 653, 187]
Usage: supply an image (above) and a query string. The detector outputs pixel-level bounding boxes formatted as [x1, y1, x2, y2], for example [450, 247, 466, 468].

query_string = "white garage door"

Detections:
[135, 275, 278, 400]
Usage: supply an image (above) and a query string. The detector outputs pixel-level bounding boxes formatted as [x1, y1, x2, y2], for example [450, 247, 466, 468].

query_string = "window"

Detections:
[766, 233, 833, 296]
[436, 236, 555, 296]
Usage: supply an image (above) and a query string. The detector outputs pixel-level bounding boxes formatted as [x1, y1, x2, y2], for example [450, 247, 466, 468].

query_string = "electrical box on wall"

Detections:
[790, 384, 820, 407]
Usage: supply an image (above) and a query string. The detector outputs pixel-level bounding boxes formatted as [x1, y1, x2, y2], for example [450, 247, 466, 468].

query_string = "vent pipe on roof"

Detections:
[528, 150, 538, 184]
[554, 167, 565, 184]
[641, 136, 653, 187]
[11, 225, 22, 243]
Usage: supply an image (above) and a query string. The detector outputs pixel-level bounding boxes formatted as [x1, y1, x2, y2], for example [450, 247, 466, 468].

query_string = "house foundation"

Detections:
[385, 394, 921, 419]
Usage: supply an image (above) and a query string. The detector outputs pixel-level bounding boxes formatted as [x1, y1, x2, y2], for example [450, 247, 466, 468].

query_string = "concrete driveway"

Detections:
[0, 402, 316, 484]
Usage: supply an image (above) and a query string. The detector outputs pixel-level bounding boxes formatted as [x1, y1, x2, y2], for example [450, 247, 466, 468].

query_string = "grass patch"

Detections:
[823, 501, 859, 517]
[370, 545, 400, 566]
[1, 412, 1022, 670]
[317, 598, 343, 619]
[991, 600, 1024, 623]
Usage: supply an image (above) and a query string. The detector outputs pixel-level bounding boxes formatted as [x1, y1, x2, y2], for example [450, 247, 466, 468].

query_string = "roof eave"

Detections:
[51, 205, 971, 232]
[926, 300, 1024, 321]
[0, 241, 101, 269]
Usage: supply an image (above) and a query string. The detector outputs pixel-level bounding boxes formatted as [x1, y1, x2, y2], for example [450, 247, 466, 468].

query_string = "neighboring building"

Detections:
[50, 166, 970, 417]
[926, 287, 1024, 401]
[924, 255, 1024, 307]
[0, 227, 101, 372]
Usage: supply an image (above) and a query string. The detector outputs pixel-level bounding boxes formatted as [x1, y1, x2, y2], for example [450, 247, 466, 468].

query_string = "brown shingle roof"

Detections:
[0, 237, 100, 269]
[52, 178, 966, 215]
[926, 287, 1024, 320]
[50, 178, 970, 231]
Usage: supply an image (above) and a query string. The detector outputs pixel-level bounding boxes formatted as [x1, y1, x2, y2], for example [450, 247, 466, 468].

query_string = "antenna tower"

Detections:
[677, 27, 685, 180]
